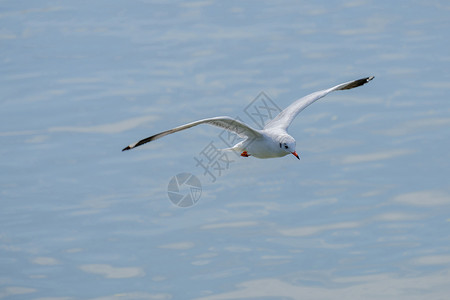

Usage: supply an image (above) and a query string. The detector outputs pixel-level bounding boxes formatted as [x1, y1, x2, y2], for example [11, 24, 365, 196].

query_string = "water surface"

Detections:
[1, 1, 450, 299]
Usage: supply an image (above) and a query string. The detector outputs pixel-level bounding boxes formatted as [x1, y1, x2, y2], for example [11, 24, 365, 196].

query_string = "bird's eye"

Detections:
[284, 144, 288, 149]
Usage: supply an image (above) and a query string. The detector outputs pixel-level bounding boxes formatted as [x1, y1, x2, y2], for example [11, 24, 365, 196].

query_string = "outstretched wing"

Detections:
[122, 116, 261, 151]
[264, 76, 374, 131]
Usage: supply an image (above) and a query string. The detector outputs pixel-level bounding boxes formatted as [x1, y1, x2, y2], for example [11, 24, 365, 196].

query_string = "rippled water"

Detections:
[2, 1, 450, 299]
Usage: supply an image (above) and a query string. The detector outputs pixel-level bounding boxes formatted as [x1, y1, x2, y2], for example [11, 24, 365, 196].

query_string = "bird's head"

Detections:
[279, 136, 299, 160]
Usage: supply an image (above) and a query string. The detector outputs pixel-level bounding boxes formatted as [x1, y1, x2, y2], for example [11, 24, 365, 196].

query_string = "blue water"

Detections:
[1, 1, 450, 299]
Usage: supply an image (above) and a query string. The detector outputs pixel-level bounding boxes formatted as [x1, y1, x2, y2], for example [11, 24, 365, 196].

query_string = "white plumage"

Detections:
[123, 76, 374, 160]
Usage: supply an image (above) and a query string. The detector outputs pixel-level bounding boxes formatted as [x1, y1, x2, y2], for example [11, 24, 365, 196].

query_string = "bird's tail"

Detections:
[220, 140, 246, 153]
[220, 146, 240, 152]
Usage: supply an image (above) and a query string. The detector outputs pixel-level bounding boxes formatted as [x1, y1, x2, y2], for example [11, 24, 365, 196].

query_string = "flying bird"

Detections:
[122, 76, 374, 159]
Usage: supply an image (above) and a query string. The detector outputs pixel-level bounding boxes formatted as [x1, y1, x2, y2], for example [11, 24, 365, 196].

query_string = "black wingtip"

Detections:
[354, 76, 374, 87]
[122, 146, 131, 152]
[361, 76, 375, 85]
[339, 76, 375, 90]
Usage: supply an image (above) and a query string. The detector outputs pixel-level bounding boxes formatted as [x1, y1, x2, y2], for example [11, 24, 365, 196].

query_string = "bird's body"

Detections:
[122, 76, 374, 160]
[230, 130, 295, 159]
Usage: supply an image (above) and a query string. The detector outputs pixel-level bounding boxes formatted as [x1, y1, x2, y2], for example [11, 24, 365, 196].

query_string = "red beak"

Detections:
[292, 151, 300, 160]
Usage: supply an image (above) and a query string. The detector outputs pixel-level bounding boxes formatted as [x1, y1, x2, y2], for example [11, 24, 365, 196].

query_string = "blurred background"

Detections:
[1, 1, 450, 299]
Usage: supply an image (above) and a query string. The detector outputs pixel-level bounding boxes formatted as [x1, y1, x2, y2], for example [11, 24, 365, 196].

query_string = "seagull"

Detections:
[122, 76, 374, 159]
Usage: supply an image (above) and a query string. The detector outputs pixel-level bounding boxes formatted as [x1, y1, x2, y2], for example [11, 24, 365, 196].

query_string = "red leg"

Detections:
[240, 151, 250, 157]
